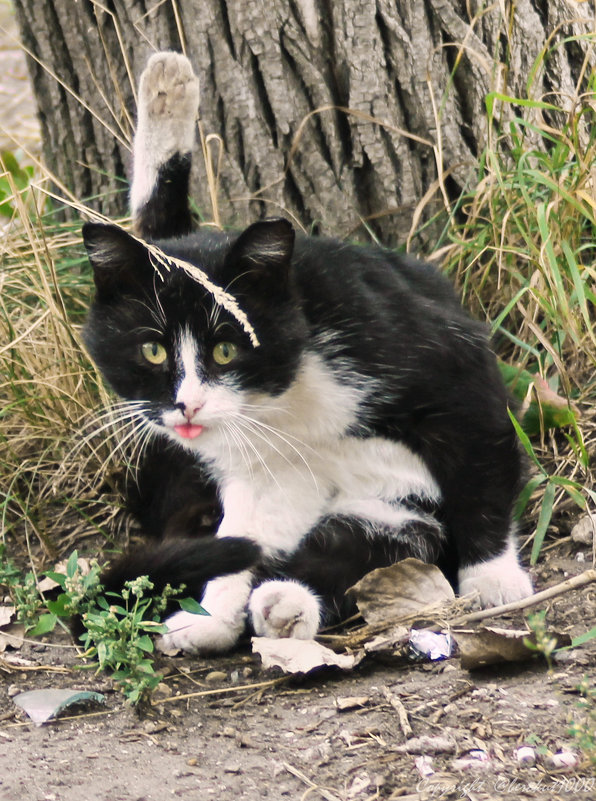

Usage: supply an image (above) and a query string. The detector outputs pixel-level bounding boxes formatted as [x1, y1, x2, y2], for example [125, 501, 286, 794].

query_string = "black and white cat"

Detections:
[82, 52, 532, 654]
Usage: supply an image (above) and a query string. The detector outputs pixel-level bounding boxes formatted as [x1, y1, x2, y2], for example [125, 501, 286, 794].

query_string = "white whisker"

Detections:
[226, 419, 285, 495]
[233, 412, 319, 491]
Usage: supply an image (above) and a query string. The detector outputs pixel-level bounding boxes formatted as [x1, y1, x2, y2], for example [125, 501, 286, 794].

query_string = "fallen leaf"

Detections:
[0, 623, 25, 653]
[336, 696, 370, 711]
[0, 606, 15, 627]
[13, 689, 106, 726]
[252, 637, 362, 674]
[348, 559, 455, 626]
[454, 626, 571, 669]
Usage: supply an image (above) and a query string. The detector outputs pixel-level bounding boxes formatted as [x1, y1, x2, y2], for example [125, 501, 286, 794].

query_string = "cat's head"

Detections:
[82, 218, 307, 452]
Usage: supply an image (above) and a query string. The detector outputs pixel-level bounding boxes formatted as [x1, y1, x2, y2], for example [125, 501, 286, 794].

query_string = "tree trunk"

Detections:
[13, 0, 595, 246]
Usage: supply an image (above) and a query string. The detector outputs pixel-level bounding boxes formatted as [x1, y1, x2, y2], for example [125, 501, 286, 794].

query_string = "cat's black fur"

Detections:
[80, 52, 530, 647]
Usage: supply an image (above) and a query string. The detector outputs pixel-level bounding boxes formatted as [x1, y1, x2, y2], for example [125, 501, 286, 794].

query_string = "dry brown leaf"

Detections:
[348, 559, 455, 626]
[454, 626, 570, 669]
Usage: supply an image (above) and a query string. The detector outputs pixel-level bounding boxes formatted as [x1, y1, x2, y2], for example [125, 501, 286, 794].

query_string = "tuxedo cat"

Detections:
[82, 52, 532, 653]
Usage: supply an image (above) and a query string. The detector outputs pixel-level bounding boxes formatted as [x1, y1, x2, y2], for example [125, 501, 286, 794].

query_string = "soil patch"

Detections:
[1, 545, 594, 801]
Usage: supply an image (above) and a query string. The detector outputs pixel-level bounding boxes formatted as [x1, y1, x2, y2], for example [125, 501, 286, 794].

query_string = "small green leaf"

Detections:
[28, 613, 58, 637]
[178, 597, 209, 615]
[46, 594, 70, 617]
[44, 571, 67, 590]
[136, 635, 154, 653]
[66, 550, 79, 579]
[531, 482, 556, 565]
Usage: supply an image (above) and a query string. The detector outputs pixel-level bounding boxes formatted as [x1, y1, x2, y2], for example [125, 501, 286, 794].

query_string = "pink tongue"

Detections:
[174, 423, 204, 439]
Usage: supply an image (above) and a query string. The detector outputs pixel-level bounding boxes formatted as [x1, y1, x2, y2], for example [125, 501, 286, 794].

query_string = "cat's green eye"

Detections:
[213, 341, 238, 366]
[141, 341, 167, 365]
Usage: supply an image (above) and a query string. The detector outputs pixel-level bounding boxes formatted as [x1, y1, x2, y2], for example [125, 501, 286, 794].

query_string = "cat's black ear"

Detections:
[83, 222, 152, 300]
[225, 218, 295, 295]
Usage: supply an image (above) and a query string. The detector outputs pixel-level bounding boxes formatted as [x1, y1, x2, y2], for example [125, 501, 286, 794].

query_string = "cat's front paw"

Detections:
[139, 51, 200, 123]
[156, 609, 244, 654]
[249, 580, 321, 640]
[459, 550, 533, 608]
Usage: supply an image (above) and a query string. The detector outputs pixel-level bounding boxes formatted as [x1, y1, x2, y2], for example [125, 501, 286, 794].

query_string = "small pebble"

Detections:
[7, 685, 20, 698]
[548, 751, 578, 770]
[516, 746, 536, 765]
[152, 682, 173, 699]
[570, 515, 595, 545]
[205, 671, 227, 684]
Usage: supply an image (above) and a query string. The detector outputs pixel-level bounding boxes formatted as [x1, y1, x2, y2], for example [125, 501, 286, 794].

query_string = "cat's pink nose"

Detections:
[175, 401, 204, 419]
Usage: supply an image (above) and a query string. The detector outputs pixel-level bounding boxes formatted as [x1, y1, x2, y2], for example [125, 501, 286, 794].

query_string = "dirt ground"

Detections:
[1, 542, 595, 801]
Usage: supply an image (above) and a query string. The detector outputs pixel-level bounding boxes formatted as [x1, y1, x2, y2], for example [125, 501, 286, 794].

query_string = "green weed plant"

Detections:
[0, 547, 205, 704]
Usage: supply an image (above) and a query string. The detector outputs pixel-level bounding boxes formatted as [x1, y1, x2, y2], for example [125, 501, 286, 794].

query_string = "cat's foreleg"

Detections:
[131, 51, 199, 240]
[157, 570, 253, 654]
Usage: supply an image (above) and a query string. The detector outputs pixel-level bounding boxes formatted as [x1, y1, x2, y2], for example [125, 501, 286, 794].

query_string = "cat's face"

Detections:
[82, 219, 307, 452]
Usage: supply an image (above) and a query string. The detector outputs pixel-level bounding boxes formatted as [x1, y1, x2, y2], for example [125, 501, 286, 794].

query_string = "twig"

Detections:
[283, 763, 343, 801]
[153, 675, 289, 706]
[382, 686, 413, 738]
[450, 569, 596, 627]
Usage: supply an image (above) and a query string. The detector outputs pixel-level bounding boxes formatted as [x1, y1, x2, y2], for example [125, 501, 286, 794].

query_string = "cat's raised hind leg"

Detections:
[131, 51, 199, 240]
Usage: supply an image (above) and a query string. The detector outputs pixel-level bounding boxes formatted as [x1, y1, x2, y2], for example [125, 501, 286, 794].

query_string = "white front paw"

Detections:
[156, 609, 244, 654]
[249, 580, 321, 640]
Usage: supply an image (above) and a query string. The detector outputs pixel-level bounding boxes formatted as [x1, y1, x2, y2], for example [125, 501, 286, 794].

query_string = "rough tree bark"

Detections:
[12, 0, 596, 245]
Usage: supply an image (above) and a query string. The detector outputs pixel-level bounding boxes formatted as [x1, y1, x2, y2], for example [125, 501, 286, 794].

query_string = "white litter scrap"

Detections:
[409, 628, 453, 660]
[13, 689, 106, 726]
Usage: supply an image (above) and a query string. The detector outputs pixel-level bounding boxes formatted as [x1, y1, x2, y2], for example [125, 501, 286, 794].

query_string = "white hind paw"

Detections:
[459, 539, 533, 608]
[139, 51, 200, 124]
[249, 580, 321, 640]
[132, 52, 199, 213]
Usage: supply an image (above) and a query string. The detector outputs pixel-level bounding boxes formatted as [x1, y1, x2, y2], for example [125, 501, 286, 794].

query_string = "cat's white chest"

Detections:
[217, 434, 441, 556]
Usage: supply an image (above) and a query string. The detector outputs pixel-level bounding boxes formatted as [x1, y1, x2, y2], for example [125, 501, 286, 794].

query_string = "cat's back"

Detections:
[291, 233, 478, 343]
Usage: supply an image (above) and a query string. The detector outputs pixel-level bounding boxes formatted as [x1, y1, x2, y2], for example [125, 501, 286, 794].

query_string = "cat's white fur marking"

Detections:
[249, 580, 321, 640]
[131, 52, 199, 215]
[458, 532, 533, 607]
[175, 329, 205, 413]
[163, 348, 440, 553]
